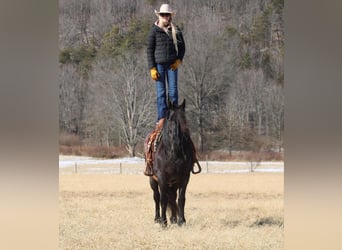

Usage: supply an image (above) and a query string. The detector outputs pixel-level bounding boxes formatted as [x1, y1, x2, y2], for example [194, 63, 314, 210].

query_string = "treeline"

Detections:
[59, 0, 284, 158]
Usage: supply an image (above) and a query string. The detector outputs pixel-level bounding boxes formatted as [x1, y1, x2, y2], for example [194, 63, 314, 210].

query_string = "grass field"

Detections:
[60, 173, 283, 249]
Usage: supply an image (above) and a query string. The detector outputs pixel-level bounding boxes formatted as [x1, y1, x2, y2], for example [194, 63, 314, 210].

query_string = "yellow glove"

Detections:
[150, 67, 160, 81]
[170, 59, 182, 71]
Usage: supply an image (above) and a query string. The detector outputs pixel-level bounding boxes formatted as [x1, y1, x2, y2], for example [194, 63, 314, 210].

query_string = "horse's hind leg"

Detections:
[149, 177, 161, 223]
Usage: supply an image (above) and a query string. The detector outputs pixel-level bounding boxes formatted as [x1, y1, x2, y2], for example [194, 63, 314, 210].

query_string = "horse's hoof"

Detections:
[159, 219, 167, 227]
[178, 219, 186, 226]
[170, 216, 177, 224]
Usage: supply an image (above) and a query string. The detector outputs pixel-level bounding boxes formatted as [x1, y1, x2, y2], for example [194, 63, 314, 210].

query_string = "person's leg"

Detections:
[144, 132, 154, 176]
[166, 67, 178, 105]
[145, 64, 167, 176]
[156, 64, 168, 121]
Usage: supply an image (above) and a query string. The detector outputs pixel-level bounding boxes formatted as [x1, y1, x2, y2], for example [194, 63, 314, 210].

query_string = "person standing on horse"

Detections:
[147, 3, 185, 122]
[144, 3, 186, 176]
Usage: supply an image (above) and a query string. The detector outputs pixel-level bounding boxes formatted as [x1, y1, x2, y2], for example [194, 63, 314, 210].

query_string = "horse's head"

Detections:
[163, 99, 190, 144]
[162, 100, 190, 157]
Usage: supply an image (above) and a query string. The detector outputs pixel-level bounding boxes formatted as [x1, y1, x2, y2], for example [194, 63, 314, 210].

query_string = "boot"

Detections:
[144, 135, 154, 176]
[144, 162, 153, 176]
[156, 118, 165, 130]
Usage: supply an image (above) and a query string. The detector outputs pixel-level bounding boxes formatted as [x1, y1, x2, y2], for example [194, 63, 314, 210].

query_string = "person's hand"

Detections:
[150, 67, 160, 81]
[170, 59, 181, 71]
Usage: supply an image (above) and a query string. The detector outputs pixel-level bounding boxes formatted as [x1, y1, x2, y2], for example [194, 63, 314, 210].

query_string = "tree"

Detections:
[59, 0, 92, 46]
[180, 6, 229, 152]
[59, 63, 88, 135]
[90, 53, 155, 156]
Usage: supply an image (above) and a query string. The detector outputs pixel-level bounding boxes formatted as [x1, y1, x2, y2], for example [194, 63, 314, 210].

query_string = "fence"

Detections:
[59, 159, 283, 175]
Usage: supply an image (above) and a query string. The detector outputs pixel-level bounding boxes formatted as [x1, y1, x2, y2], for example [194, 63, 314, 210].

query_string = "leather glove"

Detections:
[170, 59, 182, 71]
[150, 67, 160, 81]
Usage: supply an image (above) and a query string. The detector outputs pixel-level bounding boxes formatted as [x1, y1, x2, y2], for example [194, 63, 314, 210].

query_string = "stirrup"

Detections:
[192, 160, 202, 174]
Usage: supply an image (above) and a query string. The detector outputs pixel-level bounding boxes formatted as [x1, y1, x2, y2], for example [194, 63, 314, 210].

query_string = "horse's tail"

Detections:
[167, 200, 178, 216]
[167, 188, 178, 217]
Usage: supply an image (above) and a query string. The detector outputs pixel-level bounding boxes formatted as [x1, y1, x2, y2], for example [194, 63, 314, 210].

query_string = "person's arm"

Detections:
[146, 27, 160, 80]
[146, 27, 156, 70]
[177, 30, 185, 61]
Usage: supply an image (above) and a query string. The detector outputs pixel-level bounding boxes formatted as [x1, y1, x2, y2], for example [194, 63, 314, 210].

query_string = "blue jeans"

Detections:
[156, 64, 178, 121]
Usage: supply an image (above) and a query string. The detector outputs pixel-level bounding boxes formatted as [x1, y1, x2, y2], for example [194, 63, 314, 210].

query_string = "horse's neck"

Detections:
[162, 129, 185, 154]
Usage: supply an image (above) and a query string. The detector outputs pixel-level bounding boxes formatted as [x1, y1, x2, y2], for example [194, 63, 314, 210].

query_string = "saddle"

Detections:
[144, 118, 165, 176]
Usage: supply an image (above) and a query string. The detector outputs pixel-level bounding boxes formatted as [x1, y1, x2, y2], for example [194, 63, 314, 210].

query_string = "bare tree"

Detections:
[88, 0, 115, 42]
[219, 91, 243, 155]
[90, 53, 154, 156]
[264, 81, 284, 151]
[180, 6, 228, 152]
[59, 63, 88, 135]
[82, 58, 119, 148]
[59, 64, 78, 132]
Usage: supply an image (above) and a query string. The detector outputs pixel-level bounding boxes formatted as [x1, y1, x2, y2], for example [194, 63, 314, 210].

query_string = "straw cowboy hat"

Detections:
[154, 4, 175, 17]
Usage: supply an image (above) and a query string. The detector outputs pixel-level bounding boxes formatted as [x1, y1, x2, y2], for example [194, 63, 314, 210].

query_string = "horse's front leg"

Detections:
[159, 185, 168, 227]
[169, 186, 178, 224]
[153, 189, 161, 223]
[178, 178, 189, 226]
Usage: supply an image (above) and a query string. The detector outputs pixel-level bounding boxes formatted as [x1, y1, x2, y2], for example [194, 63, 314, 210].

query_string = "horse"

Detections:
[149, 99, 201, 227]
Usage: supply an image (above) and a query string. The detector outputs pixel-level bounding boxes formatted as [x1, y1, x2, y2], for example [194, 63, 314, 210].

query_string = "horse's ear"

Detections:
[180, 99, 186, 110]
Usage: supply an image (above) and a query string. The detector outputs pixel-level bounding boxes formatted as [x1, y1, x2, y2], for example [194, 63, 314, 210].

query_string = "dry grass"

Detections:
[60, 173, 283, 249]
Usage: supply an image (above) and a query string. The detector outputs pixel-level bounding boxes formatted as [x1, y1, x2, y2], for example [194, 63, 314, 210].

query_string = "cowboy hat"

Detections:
[154, 4, 175, 16]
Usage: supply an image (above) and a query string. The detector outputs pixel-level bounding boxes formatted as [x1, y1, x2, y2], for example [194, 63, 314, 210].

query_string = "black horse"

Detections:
[149, 99, 201, 226]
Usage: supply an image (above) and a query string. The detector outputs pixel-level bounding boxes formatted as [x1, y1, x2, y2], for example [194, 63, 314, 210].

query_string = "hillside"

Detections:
[58, 0, 284, 158]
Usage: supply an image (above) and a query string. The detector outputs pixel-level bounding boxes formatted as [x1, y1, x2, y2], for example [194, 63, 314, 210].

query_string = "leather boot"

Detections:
[144, 163, 153, 176]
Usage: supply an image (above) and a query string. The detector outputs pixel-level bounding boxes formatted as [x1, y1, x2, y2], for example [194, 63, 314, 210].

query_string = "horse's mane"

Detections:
[160, 100, 191, 160]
